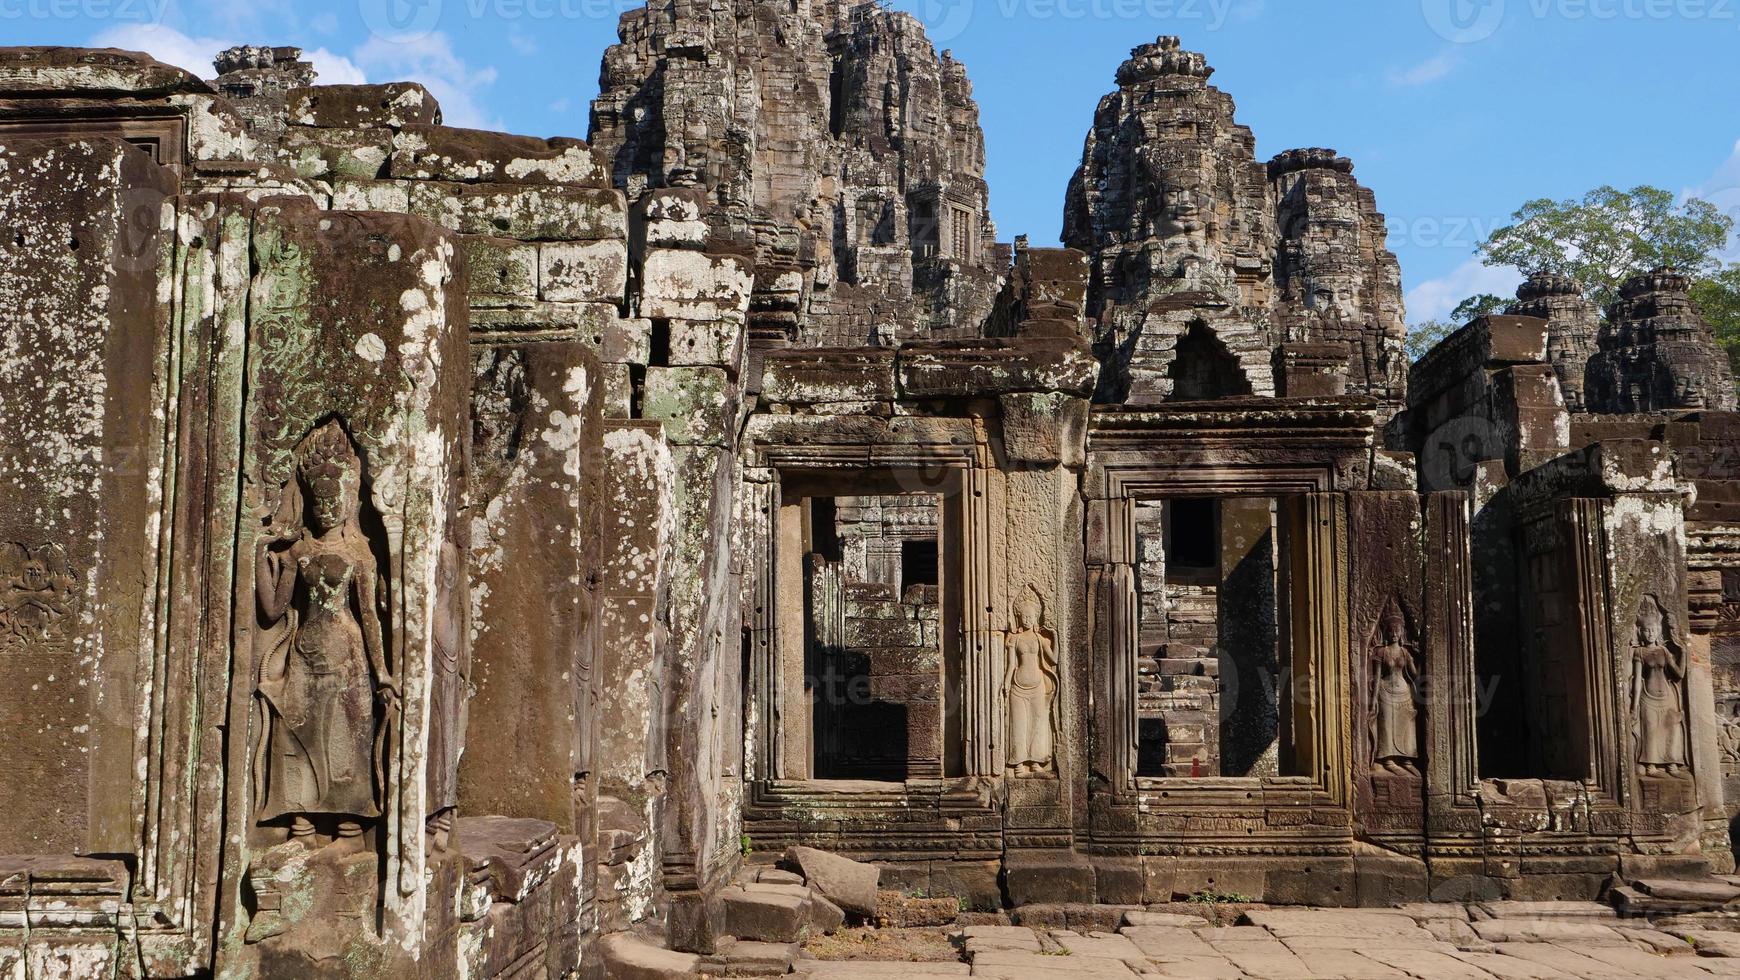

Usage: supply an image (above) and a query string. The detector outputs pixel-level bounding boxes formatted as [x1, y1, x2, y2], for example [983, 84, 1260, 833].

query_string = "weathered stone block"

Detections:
[407, 181, 627, 241]
[0, 46, 200, 96]
[641, 248, 753, 321]
[761, 349, 897, 405]
[286, 82, 441, 129]
[461, 235, 539, 307]
[642, 367, 734, 446]
[390, 124, 607, 185]
[632, 187, 710, 253]
[330, 177, 411, 213]
[278, 126, 391, 180]
[538, 239, 628, 303]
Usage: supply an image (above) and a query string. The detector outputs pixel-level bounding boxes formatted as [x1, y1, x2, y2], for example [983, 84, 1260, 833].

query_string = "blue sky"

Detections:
[17, 0, 1739, 323]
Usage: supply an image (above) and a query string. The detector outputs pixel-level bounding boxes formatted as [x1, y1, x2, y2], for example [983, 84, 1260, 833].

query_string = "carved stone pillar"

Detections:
[1347, 491, 1426, 841]
[225, 199, 470, 973]
[1284, 492, 1352, 809]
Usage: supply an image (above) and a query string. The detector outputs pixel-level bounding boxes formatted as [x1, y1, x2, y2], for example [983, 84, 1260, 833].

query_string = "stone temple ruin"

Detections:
[3, 8, 1740, 977]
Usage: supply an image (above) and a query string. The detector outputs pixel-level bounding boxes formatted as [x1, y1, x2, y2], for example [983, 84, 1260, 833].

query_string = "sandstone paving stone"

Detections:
[1213, 942, 1317, 979]
[966, 949, 1139, 978]
[1472, 920, 1629, 945]
[1620, 927, 1698, 955]
[1492, 940, 1660, 979]
[1049, 930, 1146, 964]
[1278, 932, 1458, 953]
[1565, 944, 1732, 978]
[722, 884, 812, 943]
[1427, 918, 1496, 951]
[1446, 951, 1578, 979]
[1242, 908, 1427, 939]
[959, 925, 1041, 952]
[1121, 925, 1219, 959]
[1672, 930, 1740, 957]
[598, 933, 705, 979]
[1201, 926, 1284, 945]
[1149, 956, 1244, 979]
[800, 963, 971, 976]
[1290, 948, 1412, 978]
[1398, 904, 1473, 922]
[1359, 947, 1499, 978]
[1475, 902, 1619, 923]
[1125, 911, 1211, 928]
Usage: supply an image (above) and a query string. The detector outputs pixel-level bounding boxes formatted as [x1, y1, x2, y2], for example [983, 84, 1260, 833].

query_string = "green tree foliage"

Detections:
[1404, 319, 1458, 363]
[1450, 294, 1510, 323]
[1476, 185, 1733, 308]
[1692, 265, 1740, 376]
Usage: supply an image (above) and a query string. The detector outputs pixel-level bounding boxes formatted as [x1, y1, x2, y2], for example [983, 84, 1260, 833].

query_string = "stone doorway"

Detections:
[1134, 495, 1288, 778]
[805, 493, 946, 782]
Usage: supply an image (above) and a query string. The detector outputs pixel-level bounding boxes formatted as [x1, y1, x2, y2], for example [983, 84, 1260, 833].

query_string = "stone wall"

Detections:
[6, 17, 1740, 977]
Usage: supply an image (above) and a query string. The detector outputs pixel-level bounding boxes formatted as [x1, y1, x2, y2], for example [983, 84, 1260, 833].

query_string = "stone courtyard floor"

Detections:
[778, 903, 1740, 978]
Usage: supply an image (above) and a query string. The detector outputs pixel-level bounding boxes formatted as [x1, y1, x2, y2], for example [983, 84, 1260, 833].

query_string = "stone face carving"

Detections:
[1062, 37, 1406, 414]
[1367, 599, 1420, 776]
[254, 419, 398, 842]
[1586, 268, 1739, 413]
[1005, 585, 1059, 776]
[0, 542, 77, 649]
[1631, 594, 1689, 777]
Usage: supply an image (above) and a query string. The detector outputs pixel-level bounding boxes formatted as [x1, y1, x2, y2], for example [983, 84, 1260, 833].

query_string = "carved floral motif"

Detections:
[0, 543, 77, 649]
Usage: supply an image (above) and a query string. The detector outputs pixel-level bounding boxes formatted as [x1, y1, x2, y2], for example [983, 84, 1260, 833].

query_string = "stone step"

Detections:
[703, 939, 800, 976]
[598, 933, 703, 980]
[721, 883, 844, 942]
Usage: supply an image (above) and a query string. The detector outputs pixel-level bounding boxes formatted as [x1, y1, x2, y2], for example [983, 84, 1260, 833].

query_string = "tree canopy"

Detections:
[1477, 185, 1733, 307]
[1403, 185, 1739, 367]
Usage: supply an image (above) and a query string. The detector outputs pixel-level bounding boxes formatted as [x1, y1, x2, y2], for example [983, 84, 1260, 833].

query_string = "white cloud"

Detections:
[1388, 50, 1460, 88]
[91, 25, 366, 86]
[353, 33, 500, 130]
[92, 24, 228, 77]
[1406, 258, 1524, 324]
[306, 48, 368, 85]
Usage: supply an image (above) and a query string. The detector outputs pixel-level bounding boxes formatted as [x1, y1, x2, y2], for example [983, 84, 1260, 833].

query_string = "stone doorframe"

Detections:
[742, 414, 1004, 793]
[1082, 401, 1375, 852]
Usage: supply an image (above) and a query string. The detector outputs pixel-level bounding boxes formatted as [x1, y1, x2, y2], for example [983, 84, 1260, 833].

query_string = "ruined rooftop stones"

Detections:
[1063, 37, 1406, 415]
[589, 0, 999, 346]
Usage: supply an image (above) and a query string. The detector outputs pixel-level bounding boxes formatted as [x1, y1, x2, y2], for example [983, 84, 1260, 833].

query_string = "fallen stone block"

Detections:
[598, 933, 703, 980]
[784, 846, 881, 919]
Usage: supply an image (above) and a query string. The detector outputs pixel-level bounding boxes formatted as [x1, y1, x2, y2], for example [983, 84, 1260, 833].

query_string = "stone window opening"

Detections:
[901, 537, 938, 596]
[949, 204, 977, 266]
